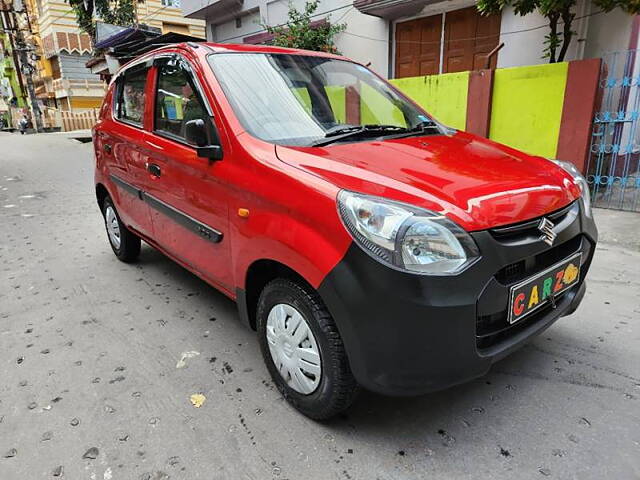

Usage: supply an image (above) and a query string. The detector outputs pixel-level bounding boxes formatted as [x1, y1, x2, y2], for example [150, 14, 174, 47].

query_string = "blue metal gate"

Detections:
[587, 50, 640, 211]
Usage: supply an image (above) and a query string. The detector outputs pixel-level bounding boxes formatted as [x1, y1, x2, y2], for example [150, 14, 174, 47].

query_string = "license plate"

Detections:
[508, 252, 582, 324]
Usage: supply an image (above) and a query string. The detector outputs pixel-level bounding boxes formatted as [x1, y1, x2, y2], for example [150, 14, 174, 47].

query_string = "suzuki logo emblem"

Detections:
[538, 218, 556, 246]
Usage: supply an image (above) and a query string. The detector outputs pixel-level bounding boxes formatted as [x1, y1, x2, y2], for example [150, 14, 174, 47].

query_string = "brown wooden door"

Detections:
[394, 8, 501, 77]
[395, 14, 442, 78]
[443, 7, 500, 73]
[442, 8, 475, 73]
[472, 10, 501, 70]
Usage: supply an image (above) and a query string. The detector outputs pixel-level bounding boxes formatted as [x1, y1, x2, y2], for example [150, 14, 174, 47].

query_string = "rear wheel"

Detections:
[102, 196, 140, 263]
[257, 278, 359, 420]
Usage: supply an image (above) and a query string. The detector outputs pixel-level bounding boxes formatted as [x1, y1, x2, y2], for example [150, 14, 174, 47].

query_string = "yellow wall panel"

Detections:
[489, 62, 568, 158]
[390, 72, 469, 130]
[70, 97, 102, 109]
[162, 22, 190, 35]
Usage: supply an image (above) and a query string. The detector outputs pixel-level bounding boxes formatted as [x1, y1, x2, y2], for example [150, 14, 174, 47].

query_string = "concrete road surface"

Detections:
[1, 132, 639, 479]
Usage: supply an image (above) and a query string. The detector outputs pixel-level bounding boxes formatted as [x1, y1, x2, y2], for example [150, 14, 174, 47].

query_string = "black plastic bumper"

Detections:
[318, 201, 598, 396]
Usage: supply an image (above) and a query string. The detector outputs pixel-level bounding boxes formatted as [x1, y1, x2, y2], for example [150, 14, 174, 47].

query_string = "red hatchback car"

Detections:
[93, 42, 597, 419]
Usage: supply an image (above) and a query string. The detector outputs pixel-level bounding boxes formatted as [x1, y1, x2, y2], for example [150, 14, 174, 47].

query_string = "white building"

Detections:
[182, 0, 638, 78]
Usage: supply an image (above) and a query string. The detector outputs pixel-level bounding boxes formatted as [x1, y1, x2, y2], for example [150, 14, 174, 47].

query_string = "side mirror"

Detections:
[185, 119, 223, 161]
[185, 119, 208, 147]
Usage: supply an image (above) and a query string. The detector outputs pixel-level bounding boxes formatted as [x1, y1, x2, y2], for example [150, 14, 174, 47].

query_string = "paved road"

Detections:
[1, 132, 639, 480]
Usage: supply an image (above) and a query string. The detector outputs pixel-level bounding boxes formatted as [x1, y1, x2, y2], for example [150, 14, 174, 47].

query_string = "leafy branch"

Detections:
[263, 1, 346, 53]
[477, 0, 640, 63]
[66, 0, 136, 41]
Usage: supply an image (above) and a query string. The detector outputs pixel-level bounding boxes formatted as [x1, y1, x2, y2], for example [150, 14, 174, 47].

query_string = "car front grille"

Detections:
[495, 235, 583, 285]
[475, 208, 594, 353]
[476, 302, 558, 351]
[489, 201, 578, 243]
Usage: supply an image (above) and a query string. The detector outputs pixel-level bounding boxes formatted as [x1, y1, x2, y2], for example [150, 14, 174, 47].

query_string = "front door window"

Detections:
[155, 62, 207, 144]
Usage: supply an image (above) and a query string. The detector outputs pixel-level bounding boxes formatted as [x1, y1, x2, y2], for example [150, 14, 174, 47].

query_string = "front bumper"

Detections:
[318, 201, 597, 396]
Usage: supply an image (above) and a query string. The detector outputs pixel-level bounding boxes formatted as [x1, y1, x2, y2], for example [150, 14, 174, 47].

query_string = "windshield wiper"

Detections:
[387, 120, 444, 139]
[311, 124, 409, 147]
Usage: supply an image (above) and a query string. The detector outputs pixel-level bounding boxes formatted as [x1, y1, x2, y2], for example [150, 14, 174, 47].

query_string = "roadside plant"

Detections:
[66, 0, 137, 41]
[264, 1, 346, 53]
[477, 0, 640, 63]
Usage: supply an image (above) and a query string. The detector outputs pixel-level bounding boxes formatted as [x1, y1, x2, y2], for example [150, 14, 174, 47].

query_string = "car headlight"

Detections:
[550, 160, 592, 217]
[337, 191, 479, 275]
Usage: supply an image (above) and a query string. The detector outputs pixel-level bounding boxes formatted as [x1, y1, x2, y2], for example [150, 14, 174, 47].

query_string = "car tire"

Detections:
[257, 278, 359, 420]
[102, 196, 141, 263]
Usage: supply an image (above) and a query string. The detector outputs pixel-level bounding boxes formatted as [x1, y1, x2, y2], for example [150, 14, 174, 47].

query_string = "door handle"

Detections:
[147, 163, 161, 177]
[103, 143, 112, 153]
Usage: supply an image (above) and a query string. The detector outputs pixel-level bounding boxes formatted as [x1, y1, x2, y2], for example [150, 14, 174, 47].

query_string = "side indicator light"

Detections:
[238, 208, 250, 218]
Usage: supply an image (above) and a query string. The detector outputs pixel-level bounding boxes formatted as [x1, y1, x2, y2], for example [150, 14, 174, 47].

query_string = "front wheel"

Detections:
[257, 278, 359, 420]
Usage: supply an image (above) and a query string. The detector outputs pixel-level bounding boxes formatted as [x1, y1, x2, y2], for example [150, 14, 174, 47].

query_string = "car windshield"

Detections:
[207, 53, 441, 147]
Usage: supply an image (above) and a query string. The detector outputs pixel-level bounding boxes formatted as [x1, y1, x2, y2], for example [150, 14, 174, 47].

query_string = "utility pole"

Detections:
[1, 11, 27, 107]
[0, 0, 42, 132]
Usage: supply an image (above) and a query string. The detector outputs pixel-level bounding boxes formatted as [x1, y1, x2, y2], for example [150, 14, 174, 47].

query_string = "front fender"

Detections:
[232, 208, 351, 291]
[229, 168, 353, 331]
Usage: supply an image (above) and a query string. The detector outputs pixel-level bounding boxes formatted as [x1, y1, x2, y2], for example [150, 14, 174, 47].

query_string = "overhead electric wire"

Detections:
[142, 1, 184, 23]
[333, 5, 355, 24]
[142, 5, 170, 22]
[216, 2, 354, 43]
[46, 8, 79, 25]
[344, 9, 605, 46]
[40, 2, 607, 54]
[218, 7, 604, 46]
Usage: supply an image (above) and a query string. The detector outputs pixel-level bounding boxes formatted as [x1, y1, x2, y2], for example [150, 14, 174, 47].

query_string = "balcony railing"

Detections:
[40, 107, 100, 132]
[52, 78, 106, 97]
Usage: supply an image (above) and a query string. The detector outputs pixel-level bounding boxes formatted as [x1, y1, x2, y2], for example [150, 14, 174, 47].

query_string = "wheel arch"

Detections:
[238, 258, 316, 331]
[95, 182, 110, 211]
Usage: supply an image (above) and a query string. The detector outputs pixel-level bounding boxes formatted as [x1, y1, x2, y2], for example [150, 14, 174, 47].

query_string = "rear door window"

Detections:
[115, 65, 148, 127]
[154, 61, 207, 144]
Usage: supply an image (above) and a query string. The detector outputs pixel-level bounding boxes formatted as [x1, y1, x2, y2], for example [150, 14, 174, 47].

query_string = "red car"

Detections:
[93, 42, 597, 419]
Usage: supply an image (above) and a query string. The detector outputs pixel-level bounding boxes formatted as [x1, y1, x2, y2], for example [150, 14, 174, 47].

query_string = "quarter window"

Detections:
[115, 66, 148, 126]
[155, 62, 207, 144]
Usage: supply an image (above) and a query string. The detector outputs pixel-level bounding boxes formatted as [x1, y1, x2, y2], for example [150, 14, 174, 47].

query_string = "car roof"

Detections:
[159, 42, 346, 60]
[114, 42, 349, 80]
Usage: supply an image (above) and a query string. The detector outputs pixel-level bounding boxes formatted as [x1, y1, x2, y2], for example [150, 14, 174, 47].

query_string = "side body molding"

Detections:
[110, 174, 223, 243]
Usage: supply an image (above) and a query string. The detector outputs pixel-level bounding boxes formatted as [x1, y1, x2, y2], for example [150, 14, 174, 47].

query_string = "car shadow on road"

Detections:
[131, 244, 244, 327]
[134, 244, 236, 301]
[326, 345, 539, 431]
[130, 243, 587, 453]
[318, 324, 629, 458]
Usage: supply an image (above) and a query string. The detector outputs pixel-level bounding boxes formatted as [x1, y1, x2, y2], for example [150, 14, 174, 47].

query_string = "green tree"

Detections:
[477, 0, 640, 63]
[66, 0, 136, 41]
[264, 1, 346, 53]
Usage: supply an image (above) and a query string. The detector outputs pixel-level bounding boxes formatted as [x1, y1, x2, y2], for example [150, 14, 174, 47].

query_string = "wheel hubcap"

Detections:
[266, 303, 321, 395]
[105, 206, 121, 249]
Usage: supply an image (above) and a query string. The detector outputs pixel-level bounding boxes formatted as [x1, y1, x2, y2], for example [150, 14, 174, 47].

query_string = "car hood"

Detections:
[275, 131, 581, 231]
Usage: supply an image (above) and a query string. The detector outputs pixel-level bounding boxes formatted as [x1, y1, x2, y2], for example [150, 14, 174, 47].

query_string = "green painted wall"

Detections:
[360, 82, 406, 126]
[278, 63, 568, 161]
[286, 72, 471, 131]
[0, 33, 26, 111]
[489, 62, 568, 158]
[390, 72, 469, 130]
[292, 86, 346, 124]
[326, 86, 346, 124]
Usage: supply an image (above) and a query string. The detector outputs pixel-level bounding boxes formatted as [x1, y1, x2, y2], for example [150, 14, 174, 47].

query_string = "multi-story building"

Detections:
[0, 30, 27, 127]
[24, 0, 205, 112]
[182, 0, 637, 79]
[139, 0, 206, 38]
